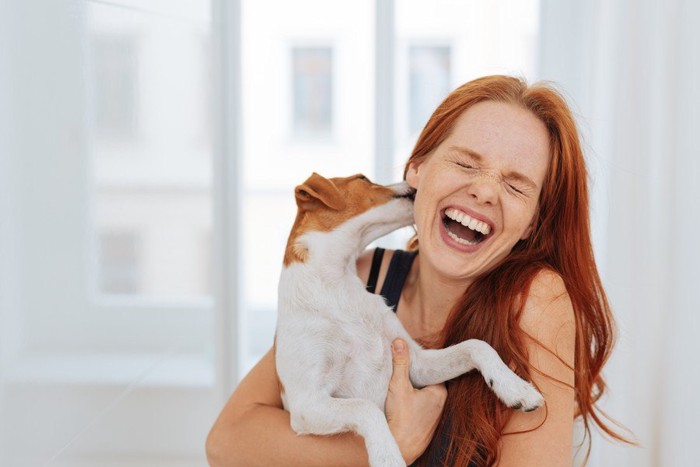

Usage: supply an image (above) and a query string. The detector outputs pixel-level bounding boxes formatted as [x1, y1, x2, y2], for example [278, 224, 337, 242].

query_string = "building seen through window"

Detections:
[99, 230, 142, 295]
[88, 2, 213, 301]
[91, 33, 139, 139]
[408, 45, 451, 135]
[292, 46, 334, 136]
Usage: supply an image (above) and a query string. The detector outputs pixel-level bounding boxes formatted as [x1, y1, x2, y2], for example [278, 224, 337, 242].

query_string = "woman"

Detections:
[206, 76, 626, 466]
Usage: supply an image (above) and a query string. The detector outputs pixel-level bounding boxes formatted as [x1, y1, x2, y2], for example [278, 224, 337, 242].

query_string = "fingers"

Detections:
[390, 338, 411, 391]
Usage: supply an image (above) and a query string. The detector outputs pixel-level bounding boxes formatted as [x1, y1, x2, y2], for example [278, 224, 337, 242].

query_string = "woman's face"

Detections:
[406, 100, 550, 282]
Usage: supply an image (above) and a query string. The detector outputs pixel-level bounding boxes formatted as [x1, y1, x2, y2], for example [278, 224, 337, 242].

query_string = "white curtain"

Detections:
[538, 1, 700, 466]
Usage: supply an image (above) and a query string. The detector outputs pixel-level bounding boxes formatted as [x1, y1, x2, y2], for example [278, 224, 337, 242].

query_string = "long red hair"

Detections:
[404, 76, 629, 465]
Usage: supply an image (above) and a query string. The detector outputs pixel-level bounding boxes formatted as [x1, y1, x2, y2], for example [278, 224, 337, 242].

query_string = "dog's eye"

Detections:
[357, 175, 369, 182]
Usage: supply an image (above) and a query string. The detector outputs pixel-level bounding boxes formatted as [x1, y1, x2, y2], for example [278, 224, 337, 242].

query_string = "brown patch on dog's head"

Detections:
[283, 172, 400, 266]
[294, 172, 347, 212]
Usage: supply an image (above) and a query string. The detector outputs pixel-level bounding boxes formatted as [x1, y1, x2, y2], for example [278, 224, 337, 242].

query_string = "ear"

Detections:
[405, 160, 422, 189]
[294, 172, 347, 211]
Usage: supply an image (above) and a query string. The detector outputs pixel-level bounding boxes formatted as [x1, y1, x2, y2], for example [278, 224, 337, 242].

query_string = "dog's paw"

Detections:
[506, 380, 544, 412]
[486, 373, 544, 412]
[368, 454, 406, 467]
[366, 440, 406, 467]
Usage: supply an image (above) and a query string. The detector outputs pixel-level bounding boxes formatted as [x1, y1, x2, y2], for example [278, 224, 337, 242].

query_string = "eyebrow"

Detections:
[450, 146, 538, 189]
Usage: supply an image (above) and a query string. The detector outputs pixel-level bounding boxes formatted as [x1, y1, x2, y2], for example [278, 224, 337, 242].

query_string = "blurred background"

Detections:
[0, 0, 698, 465]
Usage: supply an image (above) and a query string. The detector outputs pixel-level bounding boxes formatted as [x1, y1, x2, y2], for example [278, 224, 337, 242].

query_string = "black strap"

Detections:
[366, 247, 385, 294]
[380, 249, 417, 312]
[365, 248, 417, 312]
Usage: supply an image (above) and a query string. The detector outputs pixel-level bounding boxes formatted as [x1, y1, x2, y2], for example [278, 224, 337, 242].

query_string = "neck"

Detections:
[402, 254, 473, 343]
[286, 228, 364, 277]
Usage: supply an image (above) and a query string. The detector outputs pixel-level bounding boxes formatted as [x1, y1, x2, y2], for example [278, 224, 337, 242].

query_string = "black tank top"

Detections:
[366, 247, 417, 311]
[366, 248, 478, 467]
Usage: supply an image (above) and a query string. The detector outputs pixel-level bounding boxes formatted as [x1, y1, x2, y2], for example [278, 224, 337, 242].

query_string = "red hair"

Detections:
[404, 76, 630, 465]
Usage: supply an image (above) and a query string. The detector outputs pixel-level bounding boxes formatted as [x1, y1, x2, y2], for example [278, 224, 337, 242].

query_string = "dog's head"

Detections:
[285, 173, 415, 265]
[294, 172, 414, 226]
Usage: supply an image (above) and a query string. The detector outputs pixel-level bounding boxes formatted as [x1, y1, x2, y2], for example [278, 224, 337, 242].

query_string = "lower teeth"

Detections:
[446, 229, 480, 246]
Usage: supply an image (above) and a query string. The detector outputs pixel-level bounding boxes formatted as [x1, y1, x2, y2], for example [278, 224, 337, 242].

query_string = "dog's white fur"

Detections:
[275, 174, 544, 467]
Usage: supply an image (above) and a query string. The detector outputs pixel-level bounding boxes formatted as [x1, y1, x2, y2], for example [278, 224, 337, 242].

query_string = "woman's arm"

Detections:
[206, 346, 370, 467]
[206, 342, 446, 466]
[496, 270, 577, 467]
[206, 249, 445, 465]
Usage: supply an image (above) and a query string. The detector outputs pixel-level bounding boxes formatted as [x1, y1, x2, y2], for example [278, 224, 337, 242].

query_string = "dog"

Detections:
[274, 172, 544, 467]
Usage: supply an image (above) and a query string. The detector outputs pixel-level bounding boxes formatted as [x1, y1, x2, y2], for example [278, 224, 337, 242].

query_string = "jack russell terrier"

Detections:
[275, 172, 544, 467]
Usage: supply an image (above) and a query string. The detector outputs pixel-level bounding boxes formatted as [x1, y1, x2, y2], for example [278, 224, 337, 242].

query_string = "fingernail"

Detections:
[392, 340, 405, 353]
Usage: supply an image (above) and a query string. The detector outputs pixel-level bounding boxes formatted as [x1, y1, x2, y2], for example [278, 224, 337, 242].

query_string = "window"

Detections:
[292, 46, 334, 136]
[240, 0, 376, 372]
[1, 1, 216, 464]
[89, 3, 214, 301]
[238, 0, 541, 373]
[393, 0, 541, 174]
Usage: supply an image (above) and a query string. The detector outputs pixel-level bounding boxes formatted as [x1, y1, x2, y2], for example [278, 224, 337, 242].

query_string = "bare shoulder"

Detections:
[519, 269, 575, 377]
[497, 269, 576, 466]
[356, 248, 376, 284]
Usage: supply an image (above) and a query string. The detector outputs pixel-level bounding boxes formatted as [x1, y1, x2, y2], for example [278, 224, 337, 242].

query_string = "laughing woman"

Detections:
[206, 75, 629, 466]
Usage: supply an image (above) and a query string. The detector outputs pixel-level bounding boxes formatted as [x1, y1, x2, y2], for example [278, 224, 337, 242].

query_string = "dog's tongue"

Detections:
[445, 218, 478, 243]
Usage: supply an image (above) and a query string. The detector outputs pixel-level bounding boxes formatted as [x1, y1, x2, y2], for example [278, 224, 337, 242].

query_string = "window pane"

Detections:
[1, 1, 216, 465]
[88, 2, 213, 300]
[241, 0, 375, 372]
[395, 0, 541, 167]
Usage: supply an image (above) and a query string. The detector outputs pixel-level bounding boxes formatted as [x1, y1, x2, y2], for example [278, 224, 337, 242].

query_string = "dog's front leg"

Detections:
[408, 340, 544, 412]
[287, 394, 406, 467]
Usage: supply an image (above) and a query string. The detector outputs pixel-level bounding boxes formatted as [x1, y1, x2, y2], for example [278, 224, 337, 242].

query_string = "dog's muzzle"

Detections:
[396, 187, 416, 201]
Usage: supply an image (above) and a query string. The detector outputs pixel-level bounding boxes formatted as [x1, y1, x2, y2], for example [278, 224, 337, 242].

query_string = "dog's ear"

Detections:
[295, 172, 347, 211]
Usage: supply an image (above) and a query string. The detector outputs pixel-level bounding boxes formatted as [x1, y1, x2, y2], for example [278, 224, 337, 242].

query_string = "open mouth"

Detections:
[442, 208, 492, 246]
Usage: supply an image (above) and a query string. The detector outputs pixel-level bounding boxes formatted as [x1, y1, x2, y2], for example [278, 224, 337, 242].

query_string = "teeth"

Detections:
[445, 208, 491, 235]
[446, 229, 479, 245]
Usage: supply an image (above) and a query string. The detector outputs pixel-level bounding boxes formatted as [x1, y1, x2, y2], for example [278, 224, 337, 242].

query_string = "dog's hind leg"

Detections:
[408, 339, 544, 412]
[288, 394, 405, 467]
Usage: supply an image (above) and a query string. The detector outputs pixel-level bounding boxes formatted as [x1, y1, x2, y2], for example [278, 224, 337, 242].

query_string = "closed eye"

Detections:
[456, 162, 478, 170]
[505, 181, 528, 196]
[507, 183, 523, 194]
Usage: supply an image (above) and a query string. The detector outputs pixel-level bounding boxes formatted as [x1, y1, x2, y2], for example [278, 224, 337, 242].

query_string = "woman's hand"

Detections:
[385, 338, 447, 465]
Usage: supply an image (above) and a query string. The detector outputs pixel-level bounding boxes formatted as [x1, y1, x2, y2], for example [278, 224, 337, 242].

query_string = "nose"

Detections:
[467, 172, 500, 205]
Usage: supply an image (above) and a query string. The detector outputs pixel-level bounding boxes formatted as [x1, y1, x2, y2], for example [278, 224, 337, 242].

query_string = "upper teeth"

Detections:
[445, 208, 491, 235]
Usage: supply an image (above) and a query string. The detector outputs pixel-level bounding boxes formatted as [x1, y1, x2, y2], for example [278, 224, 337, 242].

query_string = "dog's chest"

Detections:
[326, 316, 392, 403]
[277, 269, 393, 406]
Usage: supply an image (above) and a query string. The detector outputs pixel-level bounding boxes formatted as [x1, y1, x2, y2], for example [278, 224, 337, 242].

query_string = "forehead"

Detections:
[444, 100, 551, 183]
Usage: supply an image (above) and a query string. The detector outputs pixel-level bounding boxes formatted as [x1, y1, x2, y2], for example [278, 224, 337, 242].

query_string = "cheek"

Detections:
[412, 191, 430, 227]
[504, 203, 538, 236]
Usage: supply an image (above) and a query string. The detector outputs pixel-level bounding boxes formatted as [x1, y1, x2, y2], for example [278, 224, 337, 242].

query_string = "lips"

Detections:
[441, 207, 494, 248]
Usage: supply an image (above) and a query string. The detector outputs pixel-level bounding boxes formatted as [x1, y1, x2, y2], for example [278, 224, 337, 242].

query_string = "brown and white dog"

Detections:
[275, 173, 543, 467]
